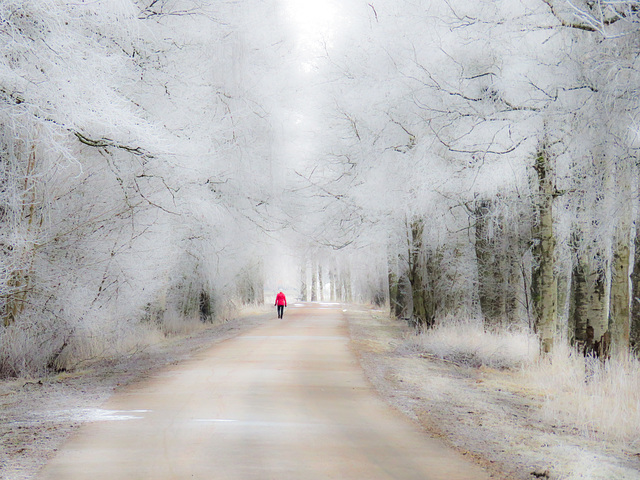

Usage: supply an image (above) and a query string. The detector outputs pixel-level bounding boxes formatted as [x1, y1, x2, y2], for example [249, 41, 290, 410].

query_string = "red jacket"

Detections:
[275, 292, 287, 306]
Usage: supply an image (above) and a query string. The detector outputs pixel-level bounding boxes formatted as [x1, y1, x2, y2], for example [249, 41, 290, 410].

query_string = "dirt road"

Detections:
[38, 304, 491, 480]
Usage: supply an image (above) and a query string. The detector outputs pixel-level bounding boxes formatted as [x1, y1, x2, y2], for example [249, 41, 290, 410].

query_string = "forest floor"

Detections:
[1, 305, 639, 480]
[348, 306, 640, 480]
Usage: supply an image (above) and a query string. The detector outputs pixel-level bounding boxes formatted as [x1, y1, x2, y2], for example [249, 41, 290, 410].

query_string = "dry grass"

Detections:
[403, 320, 539, 369]
[0, 302, 264, 377]
[523, 346, 640, 447]
[405, 321, 640, 448]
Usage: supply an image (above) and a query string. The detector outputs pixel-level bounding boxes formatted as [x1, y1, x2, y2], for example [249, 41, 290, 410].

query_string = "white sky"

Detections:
[282, 0, 341, 58]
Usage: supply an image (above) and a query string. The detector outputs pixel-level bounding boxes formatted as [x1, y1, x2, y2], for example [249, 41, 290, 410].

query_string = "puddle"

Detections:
[74, 408, 150, 422]
[6, 408, 150, 427]
[241, 335, 344, 340]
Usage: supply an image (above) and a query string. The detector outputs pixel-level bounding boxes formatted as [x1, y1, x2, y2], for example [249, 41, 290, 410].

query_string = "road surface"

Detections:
[38, 304, 491, 480]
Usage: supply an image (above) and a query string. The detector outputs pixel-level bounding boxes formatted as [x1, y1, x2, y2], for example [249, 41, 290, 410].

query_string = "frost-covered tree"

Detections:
[306, 0, 640, 357]
[0, 0, 287, 375]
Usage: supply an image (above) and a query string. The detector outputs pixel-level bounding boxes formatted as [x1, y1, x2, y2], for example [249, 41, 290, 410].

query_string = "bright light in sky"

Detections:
[283, 0, 341, 53]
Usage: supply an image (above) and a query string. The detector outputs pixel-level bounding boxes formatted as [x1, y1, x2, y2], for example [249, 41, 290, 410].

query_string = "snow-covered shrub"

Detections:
[0, 318, 71, 377]
[49, 315, 164, 372]
[157, 308, 205, 337]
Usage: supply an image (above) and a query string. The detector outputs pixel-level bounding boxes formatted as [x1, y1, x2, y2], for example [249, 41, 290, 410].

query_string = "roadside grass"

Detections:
[402, 319, 539, 369]
[525, 346, 640, 447]
[405, 320, 640, 448]
[0, 303, 267, 377]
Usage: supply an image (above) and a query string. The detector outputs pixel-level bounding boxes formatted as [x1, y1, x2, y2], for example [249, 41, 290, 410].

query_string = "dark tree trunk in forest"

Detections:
[389, 237, 412, 319]
[473, 198, 525, 329]
[609, 163, 632, 355]
[318, 264, 324, 301]
[408, 218, 436, 329]
[199, 290, 213, 322]
[568, 251, 589, 346]
[610, 229, 631, 355]
[568, 252, 609, 358]
[474, 199, 506, 328]
[590, 267, 609, 357]
[409, 219, 425, 327]
[505, 252, 520, 326]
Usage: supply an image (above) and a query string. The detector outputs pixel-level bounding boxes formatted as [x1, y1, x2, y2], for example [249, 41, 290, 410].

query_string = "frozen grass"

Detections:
[402, 319, 539, 369]
[0, 301, 248, 377]
[158, 309, 208, 336]
[405, 320, 640, 448]
[53, 319, 164, 372]
[524, 345, 640, 447]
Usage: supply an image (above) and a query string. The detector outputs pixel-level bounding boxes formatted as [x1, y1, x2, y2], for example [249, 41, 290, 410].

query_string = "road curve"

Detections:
[38, 304, 491, 480]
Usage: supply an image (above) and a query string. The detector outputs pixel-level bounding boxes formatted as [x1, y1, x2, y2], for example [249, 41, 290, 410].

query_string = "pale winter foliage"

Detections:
[293, 0, 640, 452]
[0, 0, 639, 457]
[0, 0, 278, 376]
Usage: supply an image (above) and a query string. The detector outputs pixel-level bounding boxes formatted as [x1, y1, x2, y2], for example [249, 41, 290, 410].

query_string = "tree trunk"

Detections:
[311, 262, 318, 302]
[391, 230, 412, 319]
[610, 229, 631, 355]
[335, 270, 343, 302]
[4, 145, 40, 327]
[388, 265, 399, 316]
[410, 218, 426, 326]
[340, 270, 352, 303]
[398, 271, 412, 319]
[505, 250, 520, 326]
[407, 218, 437, 328]
[631, 221, 640, 353]
[474, 199, 507, 328]
[300, 263, 307, 302]
[318, 264, 324, 301]
[329, 269, 336, 302]
[531, 147, 557, 354]
[584, 263, 609, 358]
[569, 253, 589, 347]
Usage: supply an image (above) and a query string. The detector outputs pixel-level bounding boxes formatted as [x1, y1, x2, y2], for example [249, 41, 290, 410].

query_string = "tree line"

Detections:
[0, 0, 283, 376]
[3, 0, 640, 377]
[308, 0, 640, 357]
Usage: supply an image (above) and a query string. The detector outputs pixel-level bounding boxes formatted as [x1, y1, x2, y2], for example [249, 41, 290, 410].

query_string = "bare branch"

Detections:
[74, 132, 152, 158]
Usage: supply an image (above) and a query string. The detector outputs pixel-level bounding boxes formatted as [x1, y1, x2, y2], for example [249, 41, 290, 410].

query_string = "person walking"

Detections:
[275, 291, 287, 319]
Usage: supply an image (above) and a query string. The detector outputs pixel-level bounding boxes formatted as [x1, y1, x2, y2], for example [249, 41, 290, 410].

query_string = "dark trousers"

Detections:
[277, 305, 284, 318]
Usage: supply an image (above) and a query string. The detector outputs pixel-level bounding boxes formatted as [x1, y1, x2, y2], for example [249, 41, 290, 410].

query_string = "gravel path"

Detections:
[0, 310, 271, 480]
[36, 304, 490, 480]
[2, 305, 639, 480]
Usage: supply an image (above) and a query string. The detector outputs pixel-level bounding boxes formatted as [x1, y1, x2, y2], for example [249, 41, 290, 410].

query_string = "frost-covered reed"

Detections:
[404, 319, 538, 369]
[525, 346, 640, 446]
[406, 321, 640, 447]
